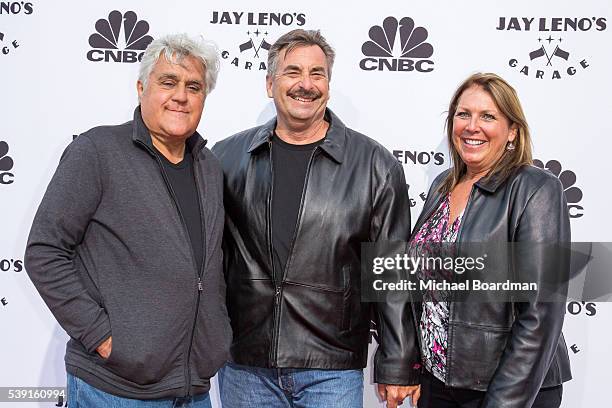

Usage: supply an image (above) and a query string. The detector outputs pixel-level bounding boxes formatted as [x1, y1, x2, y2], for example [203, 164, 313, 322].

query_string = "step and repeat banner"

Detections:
[1, 0, 611, 406]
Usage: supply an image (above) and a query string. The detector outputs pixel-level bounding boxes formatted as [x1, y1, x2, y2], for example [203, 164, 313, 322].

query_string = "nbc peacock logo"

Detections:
[86, 10, 153, 63]
[0, 141, 14, 185]
[359, 16, 434, 72]
[533, 159, 583, 218]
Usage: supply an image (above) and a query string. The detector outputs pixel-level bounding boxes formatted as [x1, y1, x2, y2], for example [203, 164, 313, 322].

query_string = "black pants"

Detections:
[419, 371, 562, 408]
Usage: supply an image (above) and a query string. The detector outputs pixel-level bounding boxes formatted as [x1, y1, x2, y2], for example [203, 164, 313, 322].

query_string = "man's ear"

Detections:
[266, 75, 274, 98]
[137, 80, 144, 101]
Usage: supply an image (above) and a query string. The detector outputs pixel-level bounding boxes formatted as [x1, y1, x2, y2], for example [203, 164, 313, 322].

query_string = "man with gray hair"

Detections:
[213, 29, 420, 407]
[25, 33, 230, 407]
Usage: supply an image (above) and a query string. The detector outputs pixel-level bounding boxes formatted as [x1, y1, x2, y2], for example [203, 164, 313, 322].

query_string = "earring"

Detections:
[506, 141, 515, 151]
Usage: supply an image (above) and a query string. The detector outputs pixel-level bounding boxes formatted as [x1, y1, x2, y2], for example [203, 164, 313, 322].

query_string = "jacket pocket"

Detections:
[340, 265, 352, 332]
[101, 321, 123, 367]
[100, 306, 183, 385]
[448, 322, 510, 388]
[192, 297, 232, 380]
[284, 265, 352, 333]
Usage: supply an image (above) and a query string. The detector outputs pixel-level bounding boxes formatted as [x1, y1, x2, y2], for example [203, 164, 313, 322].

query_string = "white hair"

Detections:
[138, 33, 220, 94]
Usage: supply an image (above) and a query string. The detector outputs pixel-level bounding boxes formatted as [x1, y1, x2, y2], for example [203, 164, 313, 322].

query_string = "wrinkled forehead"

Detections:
[278, 44, 329, 71]
[152, 52, 206, 79]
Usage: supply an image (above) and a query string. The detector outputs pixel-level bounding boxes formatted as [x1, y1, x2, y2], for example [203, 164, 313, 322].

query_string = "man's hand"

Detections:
[377, 383, 421, 408]
[96, 336, 112, 359]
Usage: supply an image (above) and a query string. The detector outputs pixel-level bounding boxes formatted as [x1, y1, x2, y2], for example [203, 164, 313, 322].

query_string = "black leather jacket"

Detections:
[412, 166, 572, 407]
[212, 109, 420, 384]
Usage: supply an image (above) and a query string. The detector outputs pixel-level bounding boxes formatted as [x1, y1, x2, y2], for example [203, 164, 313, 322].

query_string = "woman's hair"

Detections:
[440, 72, 533, 194]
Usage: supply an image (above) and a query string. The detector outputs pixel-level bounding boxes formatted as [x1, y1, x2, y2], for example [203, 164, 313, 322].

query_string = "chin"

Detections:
[165, 124, 195, 137]
[290, 108, 319, 120]
[460, 156, 484, 168]
[163, 130, 191, 140]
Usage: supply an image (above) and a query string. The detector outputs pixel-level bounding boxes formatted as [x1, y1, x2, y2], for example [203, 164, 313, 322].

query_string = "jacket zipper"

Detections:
[267, 140, 278, 367]
[136, 140, 206, 396]
[445, 183, 476, 385]
[268, 141, 318, 367]
[183, 152, 208, 397]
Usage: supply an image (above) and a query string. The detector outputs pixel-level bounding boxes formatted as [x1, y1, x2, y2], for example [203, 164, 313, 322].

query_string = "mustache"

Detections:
[288, 88, 321, 99]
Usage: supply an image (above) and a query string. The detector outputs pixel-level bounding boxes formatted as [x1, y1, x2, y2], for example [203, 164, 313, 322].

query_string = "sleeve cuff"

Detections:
[374, 362, 422, 385]
[81, 316, 112, 353]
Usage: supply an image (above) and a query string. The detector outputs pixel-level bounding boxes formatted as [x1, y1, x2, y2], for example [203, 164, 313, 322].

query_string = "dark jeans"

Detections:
[419, 371, 562, 408]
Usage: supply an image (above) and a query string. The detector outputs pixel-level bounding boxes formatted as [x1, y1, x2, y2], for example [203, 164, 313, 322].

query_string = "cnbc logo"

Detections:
[87, 10, 153, 63]
[533, 159, 583, 218]
[360, 16, 434, 72]
[0, 141, 14, 185]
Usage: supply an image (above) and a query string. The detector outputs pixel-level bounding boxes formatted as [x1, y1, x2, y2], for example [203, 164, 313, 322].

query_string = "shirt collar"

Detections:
[247, 108, 346, 164]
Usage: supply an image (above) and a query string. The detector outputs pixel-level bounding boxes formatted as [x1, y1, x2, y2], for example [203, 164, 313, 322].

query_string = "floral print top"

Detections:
[408, 194, 462, 382]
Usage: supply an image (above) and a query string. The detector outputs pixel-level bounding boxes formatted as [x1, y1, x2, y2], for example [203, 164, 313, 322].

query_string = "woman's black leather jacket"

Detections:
[411, 166, 572, 407]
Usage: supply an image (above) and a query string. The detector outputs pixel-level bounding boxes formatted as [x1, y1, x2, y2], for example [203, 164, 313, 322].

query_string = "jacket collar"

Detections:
[247, 108, 347, 164]
[474, 168, 515, 193]
[427, 167, 511, 196]
[413, 167, 515, 236]
[131, 106, 207, 157]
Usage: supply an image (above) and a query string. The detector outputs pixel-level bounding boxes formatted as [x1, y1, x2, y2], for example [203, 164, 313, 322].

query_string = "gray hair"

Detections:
[138, 33, 220, 94]
[267, 29, 335, 80]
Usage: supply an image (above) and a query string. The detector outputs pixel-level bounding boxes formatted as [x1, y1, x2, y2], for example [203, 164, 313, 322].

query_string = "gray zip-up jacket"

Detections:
[25, 107, 231, 399]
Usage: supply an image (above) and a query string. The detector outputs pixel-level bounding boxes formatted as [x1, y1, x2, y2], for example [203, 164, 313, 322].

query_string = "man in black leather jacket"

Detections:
[212, 29, 420, 408]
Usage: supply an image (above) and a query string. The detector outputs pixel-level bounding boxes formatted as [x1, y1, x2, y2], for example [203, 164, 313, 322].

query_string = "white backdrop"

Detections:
[1, 0, 611, 406]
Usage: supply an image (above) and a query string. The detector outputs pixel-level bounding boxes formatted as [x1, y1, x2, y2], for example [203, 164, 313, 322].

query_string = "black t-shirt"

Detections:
[156, 148, 204, 274]
[271, 133, 323, 281]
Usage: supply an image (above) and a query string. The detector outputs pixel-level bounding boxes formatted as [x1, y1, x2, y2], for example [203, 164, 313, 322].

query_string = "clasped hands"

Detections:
[377, 383, 421, 408]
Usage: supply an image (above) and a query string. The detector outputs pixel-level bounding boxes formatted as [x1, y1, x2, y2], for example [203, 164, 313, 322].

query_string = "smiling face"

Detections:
[452, 85, 517, 177]
[137, 54, 207, 143]
[266, 45, 330, 128]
